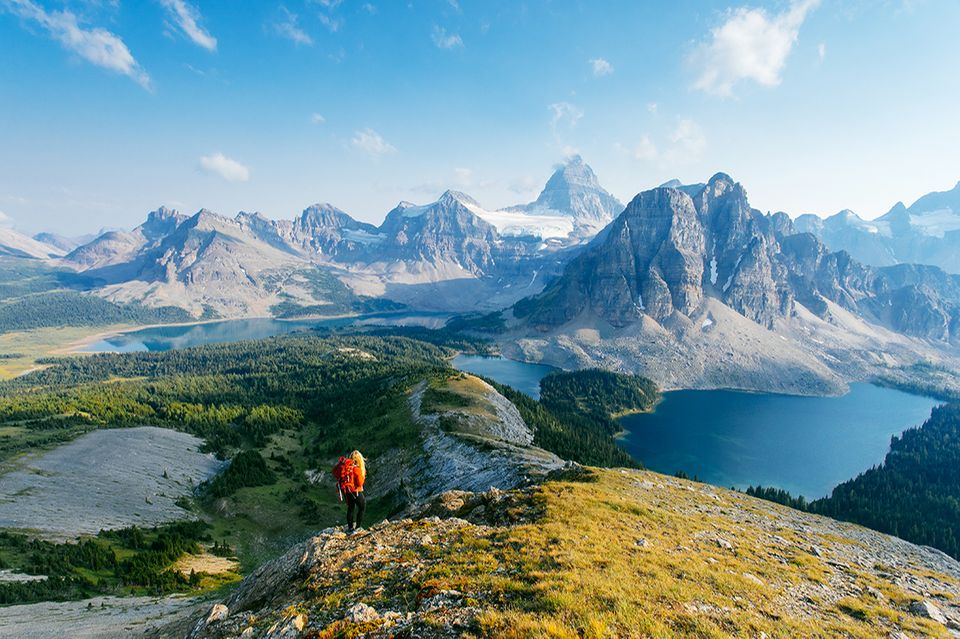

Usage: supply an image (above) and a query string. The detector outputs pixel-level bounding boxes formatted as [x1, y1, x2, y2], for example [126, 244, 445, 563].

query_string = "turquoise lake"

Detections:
[448, 355, 939, 499]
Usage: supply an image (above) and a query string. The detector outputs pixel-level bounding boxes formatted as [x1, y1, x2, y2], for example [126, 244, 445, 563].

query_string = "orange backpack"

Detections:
[333, 456, 356, 495]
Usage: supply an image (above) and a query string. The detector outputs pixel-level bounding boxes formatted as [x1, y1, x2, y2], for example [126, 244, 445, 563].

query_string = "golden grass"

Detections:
[172, 551, 239, 577]
[406, 469, 952, 639]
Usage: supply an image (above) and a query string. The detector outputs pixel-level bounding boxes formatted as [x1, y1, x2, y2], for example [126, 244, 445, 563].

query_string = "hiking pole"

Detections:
[338, 485, 343, 502]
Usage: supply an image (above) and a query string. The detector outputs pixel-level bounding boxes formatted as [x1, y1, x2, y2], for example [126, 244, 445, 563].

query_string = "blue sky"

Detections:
[1, 0, 958, 235]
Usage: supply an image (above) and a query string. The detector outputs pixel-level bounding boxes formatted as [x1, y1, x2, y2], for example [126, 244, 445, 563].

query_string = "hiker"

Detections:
[333, 450, 366, 533]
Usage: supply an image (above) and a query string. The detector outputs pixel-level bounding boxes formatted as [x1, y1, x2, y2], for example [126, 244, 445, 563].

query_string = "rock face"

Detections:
[376, 191, 499, 274]
[506, 154, 624, 239]
[796, 179, 960, 274]
[516, 172, 960, 341]
[509, 173, 960, 394]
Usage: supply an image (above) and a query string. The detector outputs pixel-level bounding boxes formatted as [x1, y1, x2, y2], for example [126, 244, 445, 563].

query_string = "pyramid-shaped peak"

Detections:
[438, 190, 481, 208]
[547, 155, 600, 188]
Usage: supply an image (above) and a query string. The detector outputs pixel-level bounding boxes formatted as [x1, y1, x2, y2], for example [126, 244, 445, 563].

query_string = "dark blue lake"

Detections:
[619, 385, 938, 498]
[449, 356, 938, 499]
[451, 354, 558, 399]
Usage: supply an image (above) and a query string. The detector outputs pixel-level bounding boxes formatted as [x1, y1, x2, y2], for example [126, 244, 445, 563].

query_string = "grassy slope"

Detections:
[244, 469, 956, 639]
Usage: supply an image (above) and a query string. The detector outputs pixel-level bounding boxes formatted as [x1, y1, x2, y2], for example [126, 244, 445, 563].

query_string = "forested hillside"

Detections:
[0, 256, 195, 334]
[0, 292, 192, 332]
[0, 332, 647, 605]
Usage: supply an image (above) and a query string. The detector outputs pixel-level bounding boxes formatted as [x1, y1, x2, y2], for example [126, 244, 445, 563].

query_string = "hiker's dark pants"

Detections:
[346, 491, 365, 530]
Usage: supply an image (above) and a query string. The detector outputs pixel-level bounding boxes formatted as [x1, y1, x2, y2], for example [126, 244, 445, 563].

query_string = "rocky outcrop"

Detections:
[403, 378, 565, 502]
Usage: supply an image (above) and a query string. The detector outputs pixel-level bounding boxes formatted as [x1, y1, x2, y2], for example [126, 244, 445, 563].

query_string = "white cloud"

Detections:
[310, 0, 344, 33]
[589, 57, 614, 77]
[4, 0, 151, 89]
[647, 102, 658, 114]
[362, 3, 377, 15]
[351, 128, 396, 158]
[548, 102, 583, 137]
[618, 118, 706, 167]
[159, 0, 217, 51]
[453, 167, 473, 186]
[631, 135, 659, 161]
[199, 152, 250, 182]
[818, 41, 826, 61]
[310, 112, 326, 124]
[318, 12, 342, 32]
[0, 210, 12, 227]
[665, 119, 706, 165]
[273, 8, 312, 46]
[690, 0, 820, 97]
[432, 25, 463, 49]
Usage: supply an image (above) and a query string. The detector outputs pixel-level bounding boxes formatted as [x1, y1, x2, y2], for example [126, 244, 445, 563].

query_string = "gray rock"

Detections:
[265, 613, 307, 638]
[345, 602, 379, 623]
[909, 600, 947, 625]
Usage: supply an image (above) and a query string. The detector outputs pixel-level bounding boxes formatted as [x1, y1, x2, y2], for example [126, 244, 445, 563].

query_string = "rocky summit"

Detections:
[506, 173, 960, 395]
[505, 154, 625, 238]
[158, 468, 960, 639]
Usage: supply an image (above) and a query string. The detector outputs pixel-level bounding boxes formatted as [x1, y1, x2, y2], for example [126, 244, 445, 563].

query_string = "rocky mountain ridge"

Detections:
[507, 173, 960, 394]
[0, 226, 65, 259]
[44, 158, 619, 316]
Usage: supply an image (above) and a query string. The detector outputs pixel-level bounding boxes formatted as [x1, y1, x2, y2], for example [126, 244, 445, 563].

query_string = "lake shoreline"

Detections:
[57, 312, 367, 355]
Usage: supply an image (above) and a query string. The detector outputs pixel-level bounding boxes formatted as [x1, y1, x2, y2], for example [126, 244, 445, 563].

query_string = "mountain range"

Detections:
[795, 180, 960, 273]
[3, 159, 960, 395]
[8, 156, 619, 317]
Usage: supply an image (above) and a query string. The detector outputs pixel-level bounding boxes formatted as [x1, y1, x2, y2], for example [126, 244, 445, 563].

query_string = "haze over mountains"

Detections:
[795, 180, 960, 273]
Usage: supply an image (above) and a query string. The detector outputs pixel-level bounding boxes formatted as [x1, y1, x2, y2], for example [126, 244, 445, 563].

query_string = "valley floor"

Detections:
[0, 324, 137, 379]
